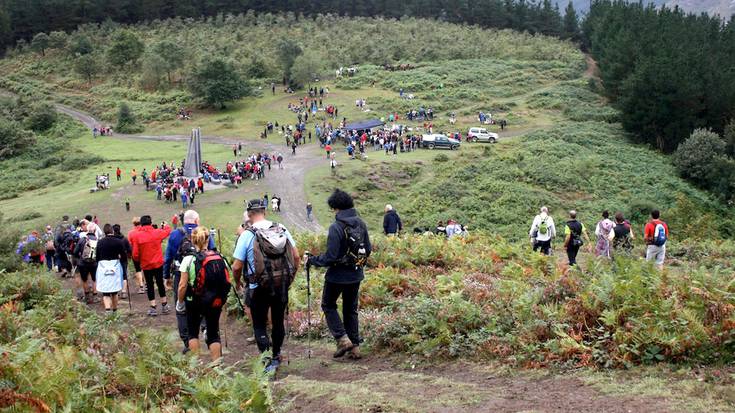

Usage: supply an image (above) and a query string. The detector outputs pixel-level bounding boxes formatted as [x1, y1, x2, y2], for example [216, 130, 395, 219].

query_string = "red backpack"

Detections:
[186, 251, 232, 309]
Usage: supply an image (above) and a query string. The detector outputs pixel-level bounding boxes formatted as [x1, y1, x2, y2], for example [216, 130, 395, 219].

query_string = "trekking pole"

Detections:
[126, 266, 133, 311]
[223, 304, 229, 349]
[304, 252, 312, 359]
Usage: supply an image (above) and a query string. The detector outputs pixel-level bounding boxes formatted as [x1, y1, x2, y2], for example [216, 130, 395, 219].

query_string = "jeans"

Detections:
[250, 287, 287, 357]
[45, 251, 55, 271]
[567, 245, 580, 266]
[144, 266, 167, 301]
[321, 281, 361, 344]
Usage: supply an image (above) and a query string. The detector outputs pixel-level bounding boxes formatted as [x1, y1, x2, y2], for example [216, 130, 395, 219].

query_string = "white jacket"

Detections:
[530, 213, 556, 242]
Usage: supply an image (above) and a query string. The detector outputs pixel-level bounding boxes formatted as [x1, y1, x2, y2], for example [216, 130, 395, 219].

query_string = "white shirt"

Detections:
[530, 213, 556, 242]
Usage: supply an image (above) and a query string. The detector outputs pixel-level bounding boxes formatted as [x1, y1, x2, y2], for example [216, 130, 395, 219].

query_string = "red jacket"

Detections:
[130, 224, 171, 270]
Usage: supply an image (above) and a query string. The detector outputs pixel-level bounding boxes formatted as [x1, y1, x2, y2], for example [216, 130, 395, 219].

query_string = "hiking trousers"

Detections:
[566, 245, 580, 266]
[143, 266, 166, 301]
[250, 288, 287, 357]
[173, 271, 189, 345]
[322, 281, 361, 345]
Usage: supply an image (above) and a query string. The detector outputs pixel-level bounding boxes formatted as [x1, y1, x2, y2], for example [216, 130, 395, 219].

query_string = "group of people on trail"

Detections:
[529, 207, 669, 269]
[92, 125, 112, 138]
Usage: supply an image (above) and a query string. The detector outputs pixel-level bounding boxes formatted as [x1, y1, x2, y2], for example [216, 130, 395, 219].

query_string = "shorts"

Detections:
[133, 260, 141, 272]
[646, 244, 666, 266]
[79, 263, 97, 283]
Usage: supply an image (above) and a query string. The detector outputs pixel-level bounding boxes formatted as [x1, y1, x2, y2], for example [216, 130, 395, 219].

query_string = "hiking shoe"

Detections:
[147, 308, 158, 317]
[333, 335, 354, 358]
[120, 292, 128, 300]
[161, 303, 171, 314]
[264, 357, 281, 374]
[347, 346, 362, 360]
[246, 337, 256, 345]
[137, 288, 146, 295]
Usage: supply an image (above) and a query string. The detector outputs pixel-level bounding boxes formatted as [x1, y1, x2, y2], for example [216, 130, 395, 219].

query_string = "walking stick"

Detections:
[126, 264, 133, 311]
[217, 229, 228, 348]
[304, 252, 312, 359]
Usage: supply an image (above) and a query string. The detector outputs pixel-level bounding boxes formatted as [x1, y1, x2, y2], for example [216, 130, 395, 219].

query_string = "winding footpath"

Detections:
[55, 102, 324, 233]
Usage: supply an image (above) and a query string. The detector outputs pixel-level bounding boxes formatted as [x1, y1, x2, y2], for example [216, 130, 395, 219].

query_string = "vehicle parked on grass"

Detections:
[421, 134, 461, 150]
[467, 127, 498, 143]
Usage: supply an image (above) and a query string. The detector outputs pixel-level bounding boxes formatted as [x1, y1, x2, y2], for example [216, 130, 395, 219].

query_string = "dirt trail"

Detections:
[54, 100, 323, 233]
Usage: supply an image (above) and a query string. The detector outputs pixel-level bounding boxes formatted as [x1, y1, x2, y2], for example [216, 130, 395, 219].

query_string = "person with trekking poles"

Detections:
[95, 224, 126, 315]
[563, 210, 591, 266]
[164, 210, 217, 353]
[176, 226, 231, 364]
[529, 206, 555, 255]
[644, 209, 669, 270]
[130, 215, 172, 316]
[305, 189, 371, 360]
[232, 199, 299, 373]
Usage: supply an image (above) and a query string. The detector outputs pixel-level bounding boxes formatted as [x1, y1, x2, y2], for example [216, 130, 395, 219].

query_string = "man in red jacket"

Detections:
[130, 215, 172, 316]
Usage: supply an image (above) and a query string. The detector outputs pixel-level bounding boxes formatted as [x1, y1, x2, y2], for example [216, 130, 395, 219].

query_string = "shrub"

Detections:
[24, 102, 57, 131]
[115, 102, 143, 134]
[0, 117, 35, 160]
[434, 153, 449, 162]
[188, 58, 250, 108]
[673, 129, 727, 188]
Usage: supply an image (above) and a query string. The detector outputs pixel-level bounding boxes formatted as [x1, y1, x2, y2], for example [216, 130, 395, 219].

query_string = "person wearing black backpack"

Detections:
[176, 226, 231, 364]
[563, 210, 591, 266]
[164, 210, 216, 353]
[306, 189, 372, 360]
[232, 199, 299, 373]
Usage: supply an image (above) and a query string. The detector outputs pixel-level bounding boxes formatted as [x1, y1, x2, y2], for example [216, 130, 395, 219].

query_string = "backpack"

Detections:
[249, 223, 298, 299]
[567, 220, 584, 247]
[81, 236, 98, 263]
[337, 219, 370, 268]
[187, 250, 232, 309]
[653, 223, 667, 247]
[538, 216, 549, 235]
[61, 231, 78, 256]
[175, 228, 197, 262]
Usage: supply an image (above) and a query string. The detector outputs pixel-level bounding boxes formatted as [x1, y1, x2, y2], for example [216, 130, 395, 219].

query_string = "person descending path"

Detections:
[529, 206, 555, 255]
[306, 203, 313, 222]
[563, 210, 590, 266]
[177, 226, 231, 364]
[165, 210, 216, 353]
[594, 211, 615, 258]
[130, 215, 172, 316]
[644, 209, 669, 270]
[128, 217, 146, 295]
[95, 224, 126, 315]
[232, 199, 299, 373]
[611, 212, 634, 255]
[383, 204, 402, 236]
[306, 189, 371, 360]
[75, 221, 100, 304]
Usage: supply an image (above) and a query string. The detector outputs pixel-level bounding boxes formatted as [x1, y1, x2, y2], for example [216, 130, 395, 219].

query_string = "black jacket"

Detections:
[309, 209, 371, 284]
[383, 210, 403, 235]
[97, 236, 126, 262]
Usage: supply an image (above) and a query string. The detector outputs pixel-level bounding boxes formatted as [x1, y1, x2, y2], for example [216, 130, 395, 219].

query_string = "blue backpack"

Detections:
[653, 223, 667, 246]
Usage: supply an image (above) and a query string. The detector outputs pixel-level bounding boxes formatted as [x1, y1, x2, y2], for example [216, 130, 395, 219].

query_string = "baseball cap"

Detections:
[246, 199, 267, 211]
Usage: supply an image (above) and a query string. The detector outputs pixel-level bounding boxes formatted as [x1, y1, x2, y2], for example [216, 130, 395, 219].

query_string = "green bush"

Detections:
[434, 153, 449, 162]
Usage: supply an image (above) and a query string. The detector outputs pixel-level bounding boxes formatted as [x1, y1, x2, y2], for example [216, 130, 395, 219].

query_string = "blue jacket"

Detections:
[309, 209, 371, 284]
[163, 223, 215, 276]
[383, 210, 402, 235]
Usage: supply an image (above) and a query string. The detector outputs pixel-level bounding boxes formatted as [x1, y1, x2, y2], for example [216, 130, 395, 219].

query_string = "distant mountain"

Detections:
[558, 0, 734, 17]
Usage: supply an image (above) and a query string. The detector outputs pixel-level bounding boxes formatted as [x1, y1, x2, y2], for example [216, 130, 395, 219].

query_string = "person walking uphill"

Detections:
[383, 204, 402, 236]
[232, 199, 299, 373]
[164, 210, 216, 353]
[644, 209, 669, 270]
[306, 189, 371, 360]
[177, 226, 231, 364]
[130, 215, 172, 316]
[563, 210, 591, 266]
[529, 206, 555, 255]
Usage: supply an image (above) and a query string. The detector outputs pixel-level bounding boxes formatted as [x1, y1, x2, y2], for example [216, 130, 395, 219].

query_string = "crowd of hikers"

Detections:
[529, 207, 669, 269]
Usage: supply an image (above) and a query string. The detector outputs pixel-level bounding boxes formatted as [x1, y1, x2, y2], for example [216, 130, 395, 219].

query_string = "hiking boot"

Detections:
[161, 303, 171, 314]
[246, 337, 256, 345]
[120, 292, 128, 300]
[147, 308, 158, 317]
[347, 346, 362, 360]
[264, 356, 281, 374]
[137, 288, 146, 295]
[333, 335, 354, 358]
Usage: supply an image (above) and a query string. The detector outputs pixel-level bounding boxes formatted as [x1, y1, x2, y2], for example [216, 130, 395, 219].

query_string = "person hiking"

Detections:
[128, 217, 146, 294]
[277, 153, 284, 169]
[177, 226, 231, 364]
[325, 144, 332, 159]
[611, 212, 634, 255]
[644, 209, 669, 270]
[130, 215, 172, 316]
[116, 167, 121, 181]
[232, 199, 299, 373]
[529, 206, 556, 255]
[131, 169, 137, 185]
[306, 203, 313, 222]
[563, 210, 591, 266]
[43, 225, 56, 272]
[111, 224, 132, 300]
[165, 210, 216, 353]
[96, 224, 126, 315]
[435, 220, 447, 237]
[382, 204, 402, 236]
[75, 222, 100, 304]
[594, 211, 615, 258]
[306, 189, 371, 360]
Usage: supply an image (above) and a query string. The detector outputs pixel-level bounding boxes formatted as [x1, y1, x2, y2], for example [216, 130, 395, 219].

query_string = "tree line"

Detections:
[0, 0, 581, 51]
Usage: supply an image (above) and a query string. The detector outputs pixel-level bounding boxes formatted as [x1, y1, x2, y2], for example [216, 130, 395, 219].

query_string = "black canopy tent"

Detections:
[341, 119, 385, 133]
